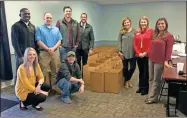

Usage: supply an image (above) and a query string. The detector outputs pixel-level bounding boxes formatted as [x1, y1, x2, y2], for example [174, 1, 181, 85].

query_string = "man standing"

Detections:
[35, 12, 62, 93]
[76, 13, 95, 69]
[56, 6, 80, 62]
[11, 8, 37, 85]
[55, 51, 84, 104]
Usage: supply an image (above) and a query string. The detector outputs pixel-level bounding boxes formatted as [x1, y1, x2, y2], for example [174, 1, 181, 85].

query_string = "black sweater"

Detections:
[11, 20, 38, 57]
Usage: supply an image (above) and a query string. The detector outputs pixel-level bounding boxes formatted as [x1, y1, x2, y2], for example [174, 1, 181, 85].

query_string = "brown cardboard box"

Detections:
[104, 69, 123, 94]
[87, 57, 97, 63]
[116, 60, 123, 69]
[88, 54, 98, 61]
[83, 63, 100, 87]
[90, 69, 105, 93]
[96, 59, 105, 64]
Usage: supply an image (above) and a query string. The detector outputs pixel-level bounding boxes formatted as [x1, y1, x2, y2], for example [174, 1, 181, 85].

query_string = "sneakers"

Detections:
[61, 97, 72, 104]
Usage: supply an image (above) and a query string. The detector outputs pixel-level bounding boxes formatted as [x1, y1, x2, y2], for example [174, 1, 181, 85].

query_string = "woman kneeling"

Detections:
[15, 47, 50, 111]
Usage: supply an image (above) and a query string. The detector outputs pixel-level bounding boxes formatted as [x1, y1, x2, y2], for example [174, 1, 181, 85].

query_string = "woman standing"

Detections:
[133, 16, 154, 95]
[146, 18, 174, 104]
[117, 17, 136, 88]
[15, 47, 50, 111]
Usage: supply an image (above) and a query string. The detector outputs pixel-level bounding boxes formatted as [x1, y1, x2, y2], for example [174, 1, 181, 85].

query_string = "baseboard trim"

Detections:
[94, 40, 117, 47]
[1, 80, 14, 89]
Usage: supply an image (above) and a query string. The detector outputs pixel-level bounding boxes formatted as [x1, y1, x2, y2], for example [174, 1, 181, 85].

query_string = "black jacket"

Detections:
[11, 20, 38, 58]
[77, 22, 95, 50]
[55, 60, 82, 84]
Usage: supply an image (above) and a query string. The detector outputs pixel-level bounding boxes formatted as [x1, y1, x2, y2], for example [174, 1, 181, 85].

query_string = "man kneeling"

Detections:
[55, 51, 85, 104]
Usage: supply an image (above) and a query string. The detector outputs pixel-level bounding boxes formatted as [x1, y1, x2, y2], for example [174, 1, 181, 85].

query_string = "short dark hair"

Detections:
[81, 13, 87, 17]
[20, 8, 29, 14]
[43, 12, 51, 17]
[63, 6, 72, 12]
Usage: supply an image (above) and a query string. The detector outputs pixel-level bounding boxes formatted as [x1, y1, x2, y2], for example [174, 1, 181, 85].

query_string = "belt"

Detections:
[39, 49, 46, 51]
[39, 48, 57, 51]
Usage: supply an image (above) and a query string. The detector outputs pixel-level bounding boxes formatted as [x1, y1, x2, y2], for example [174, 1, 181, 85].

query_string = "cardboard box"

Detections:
[90, 69, 105, 93]
[116, 60, 123, 69]
[83, 63, 100, 87]
[88, 54, 98, 61]
[104, 69, 123, 94]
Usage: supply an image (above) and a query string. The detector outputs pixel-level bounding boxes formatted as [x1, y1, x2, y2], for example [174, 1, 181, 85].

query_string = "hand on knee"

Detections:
[40, 90, 49, 96]
[78, 85, 84, 94]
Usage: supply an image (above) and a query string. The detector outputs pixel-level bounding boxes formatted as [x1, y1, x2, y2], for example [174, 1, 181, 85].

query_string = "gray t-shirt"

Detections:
[117, 28, 136, 59]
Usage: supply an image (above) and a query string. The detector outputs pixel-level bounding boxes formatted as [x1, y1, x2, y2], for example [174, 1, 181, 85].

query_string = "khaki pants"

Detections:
[39, 50, 60, 89]
[148, 60, 164, 102]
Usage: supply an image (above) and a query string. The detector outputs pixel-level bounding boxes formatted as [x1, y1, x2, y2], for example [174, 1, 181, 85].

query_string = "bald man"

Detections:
[35, 12, 62, 94]
[11, 8, 37, 85]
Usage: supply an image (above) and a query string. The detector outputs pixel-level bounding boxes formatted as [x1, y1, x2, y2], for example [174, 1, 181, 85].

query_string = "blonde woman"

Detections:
[133, 16, 154, 95]
[15, 47, 50, 111]
[117, 17, 136, 88]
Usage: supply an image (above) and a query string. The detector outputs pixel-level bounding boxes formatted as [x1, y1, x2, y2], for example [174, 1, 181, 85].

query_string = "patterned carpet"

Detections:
[1, 69, 168, 117]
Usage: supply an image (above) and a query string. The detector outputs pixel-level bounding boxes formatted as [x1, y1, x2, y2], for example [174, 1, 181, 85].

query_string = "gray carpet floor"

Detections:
[1, 69, 169, 117]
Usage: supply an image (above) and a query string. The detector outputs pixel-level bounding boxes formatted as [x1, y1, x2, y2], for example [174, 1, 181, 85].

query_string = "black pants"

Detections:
[76, 49, 89, 69]
[22, 83, 50, 107]
[137, 57, 149, 91]
[122, 57, 136, 82]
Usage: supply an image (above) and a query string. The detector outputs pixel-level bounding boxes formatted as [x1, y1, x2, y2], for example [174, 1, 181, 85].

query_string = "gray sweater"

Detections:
[117, 28, 136, 59]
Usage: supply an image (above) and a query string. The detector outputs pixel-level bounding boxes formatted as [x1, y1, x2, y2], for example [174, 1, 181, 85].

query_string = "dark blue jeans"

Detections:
[122, 57, 136, 82]
[56, 78, 81, 98]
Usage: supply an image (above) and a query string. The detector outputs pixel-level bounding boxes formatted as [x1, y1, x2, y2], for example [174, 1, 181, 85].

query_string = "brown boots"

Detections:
[124, 80, 133, 89]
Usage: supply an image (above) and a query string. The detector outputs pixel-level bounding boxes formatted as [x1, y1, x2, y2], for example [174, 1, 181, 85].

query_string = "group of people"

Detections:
[117, 16, 174, 104]
[12, 6, 95, 110]
[11, 6, 174, 112]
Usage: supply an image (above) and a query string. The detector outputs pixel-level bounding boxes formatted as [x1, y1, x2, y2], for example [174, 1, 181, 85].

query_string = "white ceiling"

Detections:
[49, 0, 186, 5]
[85, 0, 186, 5]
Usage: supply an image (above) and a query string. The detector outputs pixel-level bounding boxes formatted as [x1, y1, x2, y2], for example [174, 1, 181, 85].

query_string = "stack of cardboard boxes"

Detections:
[83, 45, 124, 94]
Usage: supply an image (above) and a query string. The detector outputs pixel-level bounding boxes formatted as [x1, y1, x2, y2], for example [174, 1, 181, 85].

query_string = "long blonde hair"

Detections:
[120, 17, 132, 34]
[23, 47, 38, 77]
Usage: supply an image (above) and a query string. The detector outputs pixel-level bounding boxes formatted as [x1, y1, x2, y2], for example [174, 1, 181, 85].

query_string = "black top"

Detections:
[11, 20, 38, 57]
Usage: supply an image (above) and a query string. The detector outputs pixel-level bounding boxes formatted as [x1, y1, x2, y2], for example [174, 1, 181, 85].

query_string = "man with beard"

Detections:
[11, 8, 37, 85]
[56, 6, 80, 62]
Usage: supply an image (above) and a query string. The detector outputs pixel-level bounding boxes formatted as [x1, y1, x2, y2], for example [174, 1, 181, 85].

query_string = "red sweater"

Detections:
[133, 29, 154, 57]
[148, 32, 174, 64]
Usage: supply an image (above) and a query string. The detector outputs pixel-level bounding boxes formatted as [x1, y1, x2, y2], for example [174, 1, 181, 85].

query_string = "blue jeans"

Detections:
[59, 47, 76, 62]
[56, 78, 81, 98]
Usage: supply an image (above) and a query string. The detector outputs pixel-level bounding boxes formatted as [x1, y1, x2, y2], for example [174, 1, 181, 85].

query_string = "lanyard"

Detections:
[140, 34, 144, 48]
